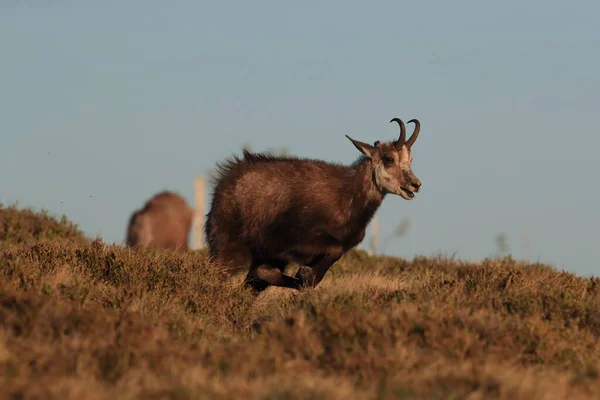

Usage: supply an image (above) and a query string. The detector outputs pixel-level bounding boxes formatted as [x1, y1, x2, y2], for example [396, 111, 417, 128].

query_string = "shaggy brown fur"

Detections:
[205, 118, 422, 294]
[126, 191, 194, 253]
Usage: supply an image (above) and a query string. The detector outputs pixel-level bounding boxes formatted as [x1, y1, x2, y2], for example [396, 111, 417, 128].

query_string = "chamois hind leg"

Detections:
[213, 247, 252, 276]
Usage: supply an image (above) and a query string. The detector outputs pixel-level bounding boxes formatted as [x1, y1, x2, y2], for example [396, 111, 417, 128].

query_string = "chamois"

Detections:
[126, 191, 194, 253]
[205, 118, 422, 294]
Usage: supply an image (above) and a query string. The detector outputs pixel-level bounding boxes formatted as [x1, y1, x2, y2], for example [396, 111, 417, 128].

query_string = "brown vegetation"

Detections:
[205, 118, 422, 294]
[1, 205, 600, 399]
[0, 203, 87, 246]
[126, 191, 194, 253]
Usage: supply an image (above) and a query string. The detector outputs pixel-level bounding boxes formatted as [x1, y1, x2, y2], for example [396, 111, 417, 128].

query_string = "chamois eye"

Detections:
[382, 155, 394, 165]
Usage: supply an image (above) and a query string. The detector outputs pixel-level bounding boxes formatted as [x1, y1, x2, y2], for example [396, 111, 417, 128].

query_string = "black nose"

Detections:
[413, 181, 421, 190]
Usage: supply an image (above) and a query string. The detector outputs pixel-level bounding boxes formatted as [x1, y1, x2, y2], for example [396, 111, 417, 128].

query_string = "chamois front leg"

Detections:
[256, 265, 303, 289]
[243, 266, 269, 294]
[243, 260, 302, 294]
[295, 245, 344, 288]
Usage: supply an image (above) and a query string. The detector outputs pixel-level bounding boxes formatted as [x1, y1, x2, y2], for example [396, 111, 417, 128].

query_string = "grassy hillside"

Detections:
[0, 203, 88, 246]
[1, 205, 599, 399]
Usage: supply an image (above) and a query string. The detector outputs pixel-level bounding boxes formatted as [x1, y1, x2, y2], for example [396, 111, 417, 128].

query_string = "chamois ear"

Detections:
[345, 135, 378, 159]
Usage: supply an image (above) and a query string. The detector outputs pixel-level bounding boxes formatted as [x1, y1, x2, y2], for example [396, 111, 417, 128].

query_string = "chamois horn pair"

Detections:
[389, 118, 420, 150]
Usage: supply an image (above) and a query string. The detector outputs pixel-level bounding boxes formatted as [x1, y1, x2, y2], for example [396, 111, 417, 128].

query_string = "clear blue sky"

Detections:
[1, 1, 599, 275]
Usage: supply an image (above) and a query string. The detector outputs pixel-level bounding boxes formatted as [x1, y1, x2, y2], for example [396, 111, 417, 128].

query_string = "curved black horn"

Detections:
[406, 119, 420, 149]
[390, 118, 406, 150]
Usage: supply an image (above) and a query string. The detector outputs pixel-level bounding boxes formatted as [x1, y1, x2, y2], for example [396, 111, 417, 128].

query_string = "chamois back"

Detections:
[126, 191, 194, 253]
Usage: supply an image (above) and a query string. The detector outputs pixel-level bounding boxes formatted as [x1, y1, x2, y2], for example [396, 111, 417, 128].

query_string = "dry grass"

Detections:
[1, 205, 600, 399]
[0, 203, 88, 246]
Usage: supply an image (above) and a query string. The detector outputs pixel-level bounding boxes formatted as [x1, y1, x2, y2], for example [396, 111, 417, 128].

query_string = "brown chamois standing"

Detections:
[205, 118, 423, 294]
[126, 191, 194, 253]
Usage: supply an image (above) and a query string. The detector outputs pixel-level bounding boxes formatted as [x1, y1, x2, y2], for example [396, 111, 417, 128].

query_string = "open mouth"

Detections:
[400, 187, 415, 199]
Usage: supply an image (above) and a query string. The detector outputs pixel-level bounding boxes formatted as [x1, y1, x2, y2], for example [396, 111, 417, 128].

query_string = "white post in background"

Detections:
[522, 234, 532, 262]
[193, 176, 205, 250]
[368, 213, 379, 256]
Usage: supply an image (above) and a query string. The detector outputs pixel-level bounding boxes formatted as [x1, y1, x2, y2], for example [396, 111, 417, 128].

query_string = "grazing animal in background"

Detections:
[126, 191, 194, 253]
[205, 118, 423, 294]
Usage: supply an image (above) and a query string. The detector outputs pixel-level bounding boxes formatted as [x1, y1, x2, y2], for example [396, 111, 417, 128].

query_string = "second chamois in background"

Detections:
[126, 191, 194, 253]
